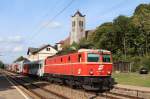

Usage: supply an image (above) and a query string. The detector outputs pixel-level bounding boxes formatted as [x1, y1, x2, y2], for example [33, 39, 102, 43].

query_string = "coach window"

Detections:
[78, 54, 82, 62]
[68, 56, 71, 62]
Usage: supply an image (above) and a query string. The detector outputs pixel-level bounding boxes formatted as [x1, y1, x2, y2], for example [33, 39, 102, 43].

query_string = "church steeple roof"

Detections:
[72, 10, 85, 17]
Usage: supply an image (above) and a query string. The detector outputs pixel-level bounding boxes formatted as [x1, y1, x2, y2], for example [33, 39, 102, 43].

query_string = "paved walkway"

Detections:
[115, 84, 150, 92]
[0, 73, 30, 99]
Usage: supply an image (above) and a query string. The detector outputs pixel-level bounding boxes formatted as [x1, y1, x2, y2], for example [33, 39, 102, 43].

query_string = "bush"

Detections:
[0, 61, 4, 69]
[141, 56, 150, 71]
[129, 56, 150, 72]
[130, 56, 142, 72]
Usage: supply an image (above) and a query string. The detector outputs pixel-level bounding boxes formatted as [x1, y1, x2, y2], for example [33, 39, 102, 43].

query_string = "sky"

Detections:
[0, 0, 149, 63]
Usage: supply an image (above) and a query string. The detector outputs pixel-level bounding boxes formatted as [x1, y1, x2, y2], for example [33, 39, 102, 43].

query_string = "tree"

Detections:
[78, 38, 94, 49]
[0, 60, 4, 69]
[132, 4, 150, 56]
[57, 42, 78, 55]
[113, 15, 131, 59]
[90, 22, 116, 51]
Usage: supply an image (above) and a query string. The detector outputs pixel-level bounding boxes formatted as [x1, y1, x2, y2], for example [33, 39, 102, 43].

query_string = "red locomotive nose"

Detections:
[89, 69, 94, 75]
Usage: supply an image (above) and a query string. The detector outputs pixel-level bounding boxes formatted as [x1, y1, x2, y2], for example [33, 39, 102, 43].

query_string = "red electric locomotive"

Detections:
[44, 49, 114, 91]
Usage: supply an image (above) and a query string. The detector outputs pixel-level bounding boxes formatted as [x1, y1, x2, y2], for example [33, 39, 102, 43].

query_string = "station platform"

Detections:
[0, 73, 30, 99]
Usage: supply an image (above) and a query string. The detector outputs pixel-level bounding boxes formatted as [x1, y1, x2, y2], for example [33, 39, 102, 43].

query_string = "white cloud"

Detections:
[0, 37, 4, 42]
[0, 35, 24, 44]
[8, 35, 23, 43]
[0, 45, 23, 53]
[0, 46, 13, 53]
[13, 46, 23, 52]
[42, 21, 62, 29]
[0, 35, 24, 53]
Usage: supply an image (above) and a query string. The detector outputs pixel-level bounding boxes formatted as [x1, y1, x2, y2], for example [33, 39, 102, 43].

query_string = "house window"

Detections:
[46, 48, 50, 51]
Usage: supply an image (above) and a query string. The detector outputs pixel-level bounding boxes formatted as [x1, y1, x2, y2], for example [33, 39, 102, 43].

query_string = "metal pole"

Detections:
[137, 90, 138, 98]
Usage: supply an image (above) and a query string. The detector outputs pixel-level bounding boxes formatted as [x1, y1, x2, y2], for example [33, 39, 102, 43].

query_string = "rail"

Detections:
[3, 70, 150, 99]
[4, 71, 69, 99]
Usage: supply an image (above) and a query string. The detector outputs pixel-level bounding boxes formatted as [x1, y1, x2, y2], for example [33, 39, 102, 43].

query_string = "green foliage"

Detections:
[132, 4, 150, 56]
[130, 56, 142, 72]
[60, 3, 150, 72]
[70, 42, 79, 50]
[141, 56, 150, 70]
[90, 3, 150, 60]
[86, 3, 150, 72]
[0, 60, 4, 69]
[78, 38, 94, 49]
[57, 42, 78, 55]
[113, 73, 150, 87]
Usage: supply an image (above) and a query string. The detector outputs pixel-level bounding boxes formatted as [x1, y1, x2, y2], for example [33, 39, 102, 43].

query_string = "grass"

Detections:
[112, 72, 150, 87]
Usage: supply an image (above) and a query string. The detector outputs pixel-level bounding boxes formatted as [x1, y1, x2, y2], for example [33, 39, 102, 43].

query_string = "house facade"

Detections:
[27, 44, 58, 61]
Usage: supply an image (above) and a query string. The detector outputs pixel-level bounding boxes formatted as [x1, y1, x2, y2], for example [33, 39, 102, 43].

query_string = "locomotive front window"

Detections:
[87, 53, 99, 62]
[103, 54, 111, 62]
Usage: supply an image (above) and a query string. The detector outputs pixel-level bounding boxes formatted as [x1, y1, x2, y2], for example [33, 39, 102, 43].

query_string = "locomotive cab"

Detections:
[78, 49, 113, 76]
[87, 52, 112, 76]
[78, 49, 114, 91]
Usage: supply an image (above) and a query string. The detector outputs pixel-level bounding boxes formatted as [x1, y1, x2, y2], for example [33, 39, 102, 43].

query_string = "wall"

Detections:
[28, 46, 57, 61]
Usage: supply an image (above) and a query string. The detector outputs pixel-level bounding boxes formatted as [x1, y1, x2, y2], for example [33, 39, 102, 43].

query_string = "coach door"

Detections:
[68, 56, 72, 75]
[38, 61, 44, 77]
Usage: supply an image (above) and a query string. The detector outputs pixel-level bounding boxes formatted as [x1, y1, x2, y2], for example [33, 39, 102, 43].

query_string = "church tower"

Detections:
[70, 11, 85, 44]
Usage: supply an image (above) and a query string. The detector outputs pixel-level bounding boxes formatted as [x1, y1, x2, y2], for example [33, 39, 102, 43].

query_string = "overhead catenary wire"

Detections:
[0, 0, 86, 63]
[92, 0, 128, 24]
[27, 0, 60, 35]
[28, 0, 74, 42]
[15, 0, 74, 63]
[98, 0, 127, 16]
[2, 0, 75, 54]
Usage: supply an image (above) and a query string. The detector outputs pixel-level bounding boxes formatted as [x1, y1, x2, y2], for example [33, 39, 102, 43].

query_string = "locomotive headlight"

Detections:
[107, 71, 111, 75]
[78, 68, 81, 74]
[98, 65, 104, 71]
[89, 69, 94, 75]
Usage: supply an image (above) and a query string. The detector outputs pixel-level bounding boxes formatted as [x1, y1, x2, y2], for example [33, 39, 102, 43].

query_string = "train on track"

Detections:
[9, 49, 114, 91]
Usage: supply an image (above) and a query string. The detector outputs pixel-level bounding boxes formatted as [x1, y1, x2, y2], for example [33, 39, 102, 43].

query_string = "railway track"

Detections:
[102, 91, 144, 99]
[86, 90, 144, 99]
[3, 71, 69, 99]
[3, 70, 149, 99]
